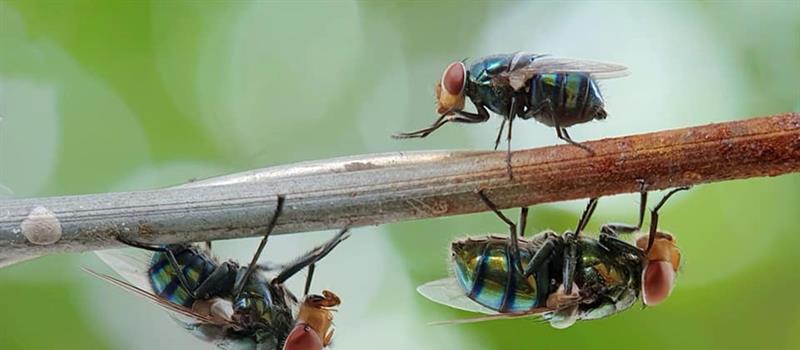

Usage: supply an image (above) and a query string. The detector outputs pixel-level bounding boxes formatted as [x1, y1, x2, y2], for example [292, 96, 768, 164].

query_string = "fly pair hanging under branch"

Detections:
[393, 52, 628, 178]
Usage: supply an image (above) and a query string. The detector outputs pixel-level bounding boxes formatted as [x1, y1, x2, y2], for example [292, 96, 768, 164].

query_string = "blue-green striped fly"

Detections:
[393, 52, 628, 177]
[89, 196, 349, 350]
[418, 187, 687, 328]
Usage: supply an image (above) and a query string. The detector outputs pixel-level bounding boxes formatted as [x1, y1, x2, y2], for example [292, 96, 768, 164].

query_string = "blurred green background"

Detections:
[1, 1, 799, 349]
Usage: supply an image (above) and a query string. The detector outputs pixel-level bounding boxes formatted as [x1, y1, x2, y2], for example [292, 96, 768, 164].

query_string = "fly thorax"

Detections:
[233, 293, 268, 327]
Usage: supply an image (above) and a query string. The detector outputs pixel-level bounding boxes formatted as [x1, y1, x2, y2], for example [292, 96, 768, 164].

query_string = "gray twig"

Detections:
[1, 113, 798, 267]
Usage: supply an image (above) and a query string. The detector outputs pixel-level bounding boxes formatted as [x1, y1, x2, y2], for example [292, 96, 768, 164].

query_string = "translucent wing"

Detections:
[94, 243, 211, 290]
[416, 278, 496, 315]
[92, 245, 237, 339]
[83, 267, 229, 326]
[94, 248, 154, 290]
[418, 278, 555, 325]
[504, 56, 629, 90]
[429, 309, 552, 325]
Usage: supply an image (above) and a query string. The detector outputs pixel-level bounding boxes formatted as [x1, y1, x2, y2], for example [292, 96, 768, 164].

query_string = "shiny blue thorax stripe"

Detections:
[149, 247, 215, 307]
[469, 54, 513, 85]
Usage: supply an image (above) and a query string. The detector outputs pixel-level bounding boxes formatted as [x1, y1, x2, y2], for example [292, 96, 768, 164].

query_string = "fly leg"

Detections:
[522, 233, 565, 307]
[558, 127, 594, 154]
[504, 96, 520, 180]
[303, 263, 316, 296]
[475, 189, 521, 273]
[505, 114, 515, 180]
[600, 179, 648, 238]
[575, 198, 599, 236]
[273, 228, 351, 285]
[541, 98, 593, 154]
[645, 186, 690, 253]
[453, 103, 491, 124]
[392, 103, 490, 139]
[562, 198, 599, 295]
[391, 114, 449, 139]
[493, 119, 506, 151]
[232, 195, 285, 298]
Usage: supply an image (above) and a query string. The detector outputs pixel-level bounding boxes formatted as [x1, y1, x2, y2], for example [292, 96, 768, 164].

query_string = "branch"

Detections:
[0, 113, 798, 265]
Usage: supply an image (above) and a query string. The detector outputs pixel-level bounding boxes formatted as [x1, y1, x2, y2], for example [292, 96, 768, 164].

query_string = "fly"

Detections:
[89, 195, 349, 350]
[393, 52, 628, 178]
[418, 184, 687, 328]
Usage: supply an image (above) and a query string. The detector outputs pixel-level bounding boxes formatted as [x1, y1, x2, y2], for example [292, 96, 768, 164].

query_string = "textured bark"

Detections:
[0, 113, 797, 260]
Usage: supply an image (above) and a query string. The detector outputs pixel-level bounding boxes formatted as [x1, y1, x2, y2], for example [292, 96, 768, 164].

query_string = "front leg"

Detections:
[391, 114, 449, 139]
[392, 102, 490, 139]
[598, 233, 644, 260]
[600, 223, 641, 237]
[600, 180, 649, 237]
[452, 101, 491, 123]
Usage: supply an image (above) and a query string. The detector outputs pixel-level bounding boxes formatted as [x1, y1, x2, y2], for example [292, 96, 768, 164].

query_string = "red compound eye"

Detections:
[441, 62, 466, 95]
[642, 261, 675, 306]
[282, 323, 323, 350]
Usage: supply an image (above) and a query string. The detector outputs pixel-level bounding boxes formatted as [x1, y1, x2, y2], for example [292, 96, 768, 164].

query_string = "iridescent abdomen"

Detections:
[149, 245, 217, 307]
[452, 237, 538, 313]
[527, 73, 606, 127]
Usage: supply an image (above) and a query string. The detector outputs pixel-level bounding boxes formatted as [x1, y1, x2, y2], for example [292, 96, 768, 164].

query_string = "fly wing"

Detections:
[418, 278, 555, 326]
[94, 243, 211, 291]
[92, 245, 237, 338]
[94, 248, 154, 290]
[83, 267, 225, 325]
[505, 57, 629, 90]
[416, 278, 496, 315]
[428, 308, 552, 325]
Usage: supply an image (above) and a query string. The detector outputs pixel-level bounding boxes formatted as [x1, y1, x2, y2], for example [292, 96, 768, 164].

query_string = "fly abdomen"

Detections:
[528, 73, 606, 127]
[149, 245, 217, 307]
[452, 239, 538, 313]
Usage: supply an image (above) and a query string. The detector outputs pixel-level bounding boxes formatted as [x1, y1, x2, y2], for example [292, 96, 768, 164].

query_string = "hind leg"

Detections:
[534, 98, 593, 154]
